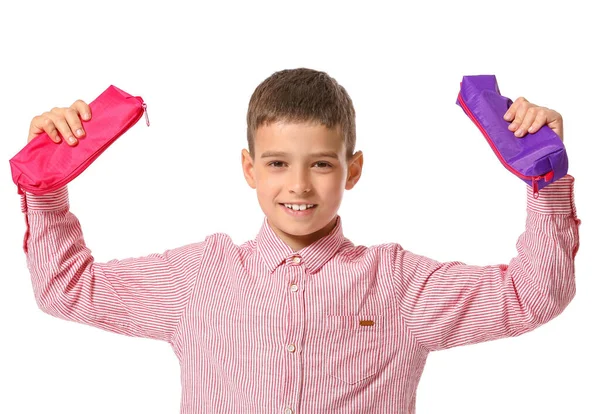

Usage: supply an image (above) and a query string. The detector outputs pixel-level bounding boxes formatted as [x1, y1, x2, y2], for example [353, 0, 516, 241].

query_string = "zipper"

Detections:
[143, 102, 150, 126]
[457, 90, 553, 199]
[19, 98, 149, 195]
[19, 184, 30, 253]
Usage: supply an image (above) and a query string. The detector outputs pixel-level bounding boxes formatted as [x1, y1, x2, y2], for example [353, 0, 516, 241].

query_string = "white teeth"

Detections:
[284, 204, 314, 211]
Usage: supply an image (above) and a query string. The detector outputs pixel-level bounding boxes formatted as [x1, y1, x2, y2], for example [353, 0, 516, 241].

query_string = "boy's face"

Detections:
[241, 121, 363, 251]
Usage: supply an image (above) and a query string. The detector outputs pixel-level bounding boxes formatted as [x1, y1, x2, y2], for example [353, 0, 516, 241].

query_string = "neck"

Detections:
[272, 216, 338, 252]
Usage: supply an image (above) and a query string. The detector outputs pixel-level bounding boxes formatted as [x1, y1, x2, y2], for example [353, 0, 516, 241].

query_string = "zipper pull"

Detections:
[143, 103, 150, 127]
[532, 171, 554, 198]
[532, 176, 541, 199]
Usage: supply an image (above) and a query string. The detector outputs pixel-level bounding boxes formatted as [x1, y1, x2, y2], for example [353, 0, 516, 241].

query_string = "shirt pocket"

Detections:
[326, 314, 382, 385]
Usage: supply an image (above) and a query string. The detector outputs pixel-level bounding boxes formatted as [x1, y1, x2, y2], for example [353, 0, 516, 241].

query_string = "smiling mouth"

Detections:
[279, 203, 317, 211]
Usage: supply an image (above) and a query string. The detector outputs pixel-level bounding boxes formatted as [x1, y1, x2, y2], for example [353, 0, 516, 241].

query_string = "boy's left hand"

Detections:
[503, 97, 563, 141]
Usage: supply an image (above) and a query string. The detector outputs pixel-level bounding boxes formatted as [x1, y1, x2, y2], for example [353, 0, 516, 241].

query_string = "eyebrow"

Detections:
[260, 151, 340, 159]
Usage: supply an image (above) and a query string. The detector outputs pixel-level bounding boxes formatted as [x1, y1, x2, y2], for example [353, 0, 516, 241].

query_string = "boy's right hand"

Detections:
[27, 100, 91, 146]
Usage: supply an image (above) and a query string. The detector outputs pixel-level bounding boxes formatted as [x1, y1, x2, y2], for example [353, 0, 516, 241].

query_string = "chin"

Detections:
[278, 221, 319, 236]
[274, 216, 318, 233]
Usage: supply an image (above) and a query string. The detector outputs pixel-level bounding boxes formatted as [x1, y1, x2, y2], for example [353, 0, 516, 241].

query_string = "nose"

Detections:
[287, 166, 312, 194]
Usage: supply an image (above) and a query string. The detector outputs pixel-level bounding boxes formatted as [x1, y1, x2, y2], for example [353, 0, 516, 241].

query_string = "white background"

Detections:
[1, 0, 598, 413]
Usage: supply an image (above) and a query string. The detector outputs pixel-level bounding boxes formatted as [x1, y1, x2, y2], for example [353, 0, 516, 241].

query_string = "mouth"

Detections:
[279, 203, 317, 211]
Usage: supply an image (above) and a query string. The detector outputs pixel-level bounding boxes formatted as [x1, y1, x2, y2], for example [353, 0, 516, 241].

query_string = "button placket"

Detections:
[283, 254, 304, 413]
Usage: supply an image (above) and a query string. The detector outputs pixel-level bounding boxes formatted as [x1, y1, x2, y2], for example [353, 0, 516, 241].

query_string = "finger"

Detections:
[526, 111, 548, 135]
[48, 110, 78, 146]
[546, 111, 564, 141]
[28, 115, 61, 143]
[70, 99, 91, 122]
[509, 101, 534, 133]
[503, 101, 519, 122]
[515, 107, 539, 137]
[504, 96, 528, 122]
[64, 107, 86, 138]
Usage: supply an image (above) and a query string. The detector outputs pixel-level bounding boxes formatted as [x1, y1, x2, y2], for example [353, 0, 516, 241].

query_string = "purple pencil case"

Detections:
[456, 75, 568, 197]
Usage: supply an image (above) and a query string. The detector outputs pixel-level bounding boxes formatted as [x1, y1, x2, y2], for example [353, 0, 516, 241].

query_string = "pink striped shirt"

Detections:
[20, 175, 580, 413]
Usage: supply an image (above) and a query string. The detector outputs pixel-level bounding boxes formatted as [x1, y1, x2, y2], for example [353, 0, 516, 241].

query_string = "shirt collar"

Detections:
[256, 215, 346, 274]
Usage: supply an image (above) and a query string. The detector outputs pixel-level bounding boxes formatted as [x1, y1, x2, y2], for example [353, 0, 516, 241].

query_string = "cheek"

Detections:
[257, 172, 282, 191]
[255, 172, 281, 200]
[316, 174, 346, 197]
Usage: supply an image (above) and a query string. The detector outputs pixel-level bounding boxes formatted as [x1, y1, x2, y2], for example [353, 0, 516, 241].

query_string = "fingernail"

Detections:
[528, 126, 534, 133]
[76, 129, 84, 137]
[515, 129, 524, 137]
[68, 136, 76, 144]
[83, 113, 90, 120]
[503, 113, 510, 120]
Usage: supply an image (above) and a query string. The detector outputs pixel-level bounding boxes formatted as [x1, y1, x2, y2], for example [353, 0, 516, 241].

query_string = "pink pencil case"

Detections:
[9, 85, 149, 196]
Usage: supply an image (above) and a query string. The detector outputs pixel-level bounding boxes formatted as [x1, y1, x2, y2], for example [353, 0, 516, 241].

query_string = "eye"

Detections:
[267, 161, 287, 168]
[314, 161, 333, 168]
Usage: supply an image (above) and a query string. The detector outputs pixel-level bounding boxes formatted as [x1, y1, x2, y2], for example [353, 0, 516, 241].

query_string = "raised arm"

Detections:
[392, 96, 579, 351]
[21, 187, 208, 343]
[19, 99, 208, 343]
[393, 175, 579, 352]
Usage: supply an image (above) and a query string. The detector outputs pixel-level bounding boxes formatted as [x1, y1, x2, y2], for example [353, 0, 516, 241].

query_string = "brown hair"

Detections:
[246, 68, 356, 160]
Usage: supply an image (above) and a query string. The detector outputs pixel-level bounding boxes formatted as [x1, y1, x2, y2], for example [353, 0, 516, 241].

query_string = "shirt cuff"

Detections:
[527, 174, 576, 216]
[21, 186, 70, 213]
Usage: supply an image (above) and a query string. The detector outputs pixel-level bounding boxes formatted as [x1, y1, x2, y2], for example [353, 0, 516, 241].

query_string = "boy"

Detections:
[21, 68, 580, 413]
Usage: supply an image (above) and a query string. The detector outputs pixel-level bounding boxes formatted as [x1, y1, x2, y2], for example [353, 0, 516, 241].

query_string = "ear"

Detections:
[345, 150, 363, 190]
[241, 149, 257, 189]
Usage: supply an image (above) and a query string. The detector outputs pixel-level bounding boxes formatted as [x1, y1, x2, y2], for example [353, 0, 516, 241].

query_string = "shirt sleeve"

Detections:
[392, 174, 580, 352]
[19, 186, 208, 343]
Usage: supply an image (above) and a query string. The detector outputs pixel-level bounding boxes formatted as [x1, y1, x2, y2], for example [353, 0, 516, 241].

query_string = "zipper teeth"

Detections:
[457, 92, 542, 182]
[22, 100, 145, 195]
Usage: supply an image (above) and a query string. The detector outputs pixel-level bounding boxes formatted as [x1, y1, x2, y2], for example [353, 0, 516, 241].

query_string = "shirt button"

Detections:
[290, 283, 299, 292]
[284, 408, 294, 414]
[291, 256, 301, 264]
[287, 344, 296, 353]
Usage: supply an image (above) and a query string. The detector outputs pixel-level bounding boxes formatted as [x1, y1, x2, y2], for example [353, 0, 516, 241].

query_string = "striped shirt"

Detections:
[20, 175, 580, 413]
